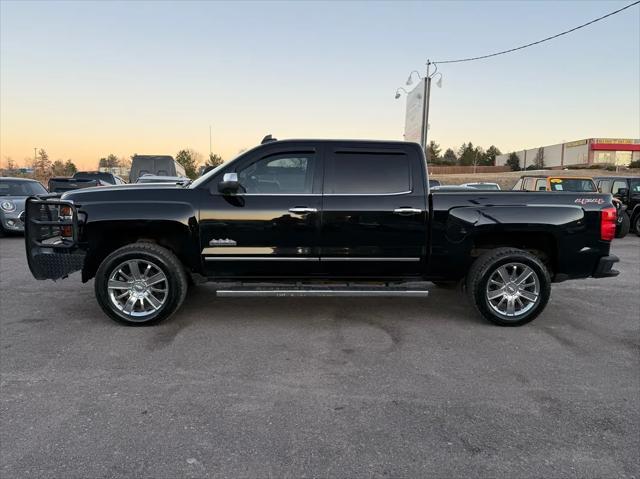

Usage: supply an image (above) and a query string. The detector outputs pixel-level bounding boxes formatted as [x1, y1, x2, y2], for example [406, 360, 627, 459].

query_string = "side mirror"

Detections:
[218, 172, 240, 194]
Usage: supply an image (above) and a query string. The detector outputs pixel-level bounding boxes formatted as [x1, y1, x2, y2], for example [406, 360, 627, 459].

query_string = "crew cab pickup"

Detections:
[24, 139, 620, 326]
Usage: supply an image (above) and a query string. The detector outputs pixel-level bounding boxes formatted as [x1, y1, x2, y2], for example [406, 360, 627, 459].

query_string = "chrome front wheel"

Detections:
[107, 259, 169, 320]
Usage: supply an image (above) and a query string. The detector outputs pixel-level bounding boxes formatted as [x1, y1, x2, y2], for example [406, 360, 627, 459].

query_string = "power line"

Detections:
[433, 0, 640, 65]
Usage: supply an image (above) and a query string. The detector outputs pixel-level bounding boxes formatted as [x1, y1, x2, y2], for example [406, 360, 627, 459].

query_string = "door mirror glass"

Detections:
[218, 172, 240, 194]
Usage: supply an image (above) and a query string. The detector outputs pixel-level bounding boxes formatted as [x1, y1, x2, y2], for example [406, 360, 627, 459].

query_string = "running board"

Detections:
[215, 287, 429, 298]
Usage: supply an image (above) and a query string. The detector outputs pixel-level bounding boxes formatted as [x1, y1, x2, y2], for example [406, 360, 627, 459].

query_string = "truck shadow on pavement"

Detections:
[145, 284, 484, 351]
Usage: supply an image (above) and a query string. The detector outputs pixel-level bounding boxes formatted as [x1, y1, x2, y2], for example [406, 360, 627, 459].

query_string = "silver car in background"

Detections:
[460, 182, 502, 190]
[0, 177, 48, 235]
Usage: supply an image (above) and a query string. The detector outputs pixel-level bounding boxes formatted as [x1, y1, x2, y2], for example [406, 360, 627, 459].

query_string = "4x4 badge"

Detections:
[209, 238, 237, 246]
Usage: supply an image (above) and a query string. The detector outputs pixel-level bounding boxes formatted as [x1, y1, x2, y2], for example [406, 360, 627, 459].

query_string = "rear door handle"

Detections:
[289, 207, 318, 214]
[393, 208, 423, 216]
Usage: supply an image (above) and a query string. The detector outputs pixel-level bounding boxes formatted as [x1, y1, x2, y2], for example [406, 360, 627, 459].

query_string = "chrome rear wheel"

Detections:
[467, 248, 551, 326]
[486, 262, 540, 319]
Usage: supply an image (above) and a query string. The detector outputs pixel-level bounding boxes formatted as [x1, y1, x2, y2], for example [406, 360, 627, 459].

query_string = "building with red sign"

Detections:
[495, 138, 640, 169]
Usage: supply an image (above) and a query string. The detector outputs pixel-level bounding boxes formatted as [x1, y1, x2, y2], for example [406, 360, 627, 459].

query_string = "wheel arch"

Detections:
[81, 220, 200, 282]
[470, 231, 558, 277]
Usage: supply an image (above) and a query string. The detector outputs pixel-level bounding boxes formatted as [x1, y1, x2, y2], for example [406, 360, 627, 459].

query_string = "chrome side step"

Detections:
[216, 287, 429, 298]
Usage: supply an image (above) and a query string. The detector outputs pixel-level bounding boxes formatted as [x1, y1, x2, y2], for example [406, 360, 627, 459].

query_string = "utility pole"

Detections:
[34, 147, 37, 165]
[421, 60, 433, 157]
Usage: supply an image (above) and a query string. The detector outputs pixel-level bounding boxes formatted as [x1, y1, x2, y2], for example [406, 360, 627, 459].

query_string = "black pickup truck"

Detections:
[24, 139, 620, 327]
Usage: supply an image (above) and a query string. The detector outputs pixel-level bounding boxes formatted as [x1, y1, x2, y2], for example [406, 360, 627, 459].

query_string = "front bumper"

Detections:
[593, 255, 620, 278]
[24, 197, 85, 280]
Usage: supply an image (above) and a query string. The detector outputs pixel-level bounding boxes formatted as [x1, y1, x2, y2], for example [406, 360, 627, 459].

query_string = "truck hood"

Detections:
[61, 183, 185, 202]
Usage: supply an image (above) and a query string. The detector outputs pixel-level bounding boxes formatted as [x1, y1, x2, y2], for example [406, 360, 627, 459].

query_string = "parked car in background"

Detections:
[513, 174, 628, 238]
[135, 174, 190, 184]
[595, 176, 640, 236]
[49, 177, 105, 193]
[428, 179, 441, 188]
[129, 155, 186, 183]
[0, 177, 47, 235]
[460, 182, 501, 190]
[74, 171, 126, 185]
[513, 175, 598, 192]
[431, 185, 477, 192]
[49, 171, 125, 193]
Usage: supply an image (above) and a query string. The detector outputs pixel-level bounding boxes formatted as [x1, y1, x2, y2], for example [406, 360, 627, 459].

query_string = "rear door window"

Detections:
[535, 179, 547, 191]
[324, 152, 411, 195]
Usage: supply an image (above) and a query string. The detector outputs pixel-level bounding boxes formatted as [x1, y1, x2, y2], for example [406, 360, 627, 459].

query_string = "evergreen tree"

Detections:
[175, 149, 201, 179]
[442, 148, 457, 165]
[427, 141, 441, 163]
[506, 152, 521, 171]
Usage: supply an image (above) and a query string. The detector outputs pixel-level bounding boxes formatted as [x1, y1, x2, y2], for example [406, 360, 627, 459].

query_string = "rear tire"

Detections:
[634, 214, 640, 237]
[466, 248, 551, 326]
[615, 213, 630, 238]
[94, 242, 188, 326]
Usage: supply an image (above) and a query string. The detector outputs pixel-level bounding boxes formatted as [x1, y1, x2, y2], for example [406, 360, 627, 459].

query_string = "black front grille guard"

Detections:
[25, 196, 79, 248]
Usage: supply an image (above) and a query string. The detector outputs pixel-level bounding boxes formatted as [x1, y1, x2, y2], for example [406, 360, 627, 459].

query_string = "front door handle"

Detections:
[289, 207, 318, 214]
[393, 208, 423, 216]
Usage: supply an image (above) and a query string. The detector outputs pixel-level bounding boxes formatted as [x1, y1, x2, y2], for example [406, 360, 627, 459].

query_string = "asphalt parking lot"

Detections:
[1, 236, 638, 478]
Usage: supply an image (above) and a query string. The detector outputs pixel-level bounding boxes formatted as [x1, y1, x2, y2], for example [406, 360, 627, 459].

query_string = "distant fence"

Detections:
[429, 165, 511, 174]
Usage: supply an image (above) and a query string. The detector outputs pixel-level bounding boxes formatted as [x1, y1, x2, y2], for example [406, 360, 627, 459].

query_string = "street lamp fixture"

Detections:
[433, 72, 443, 88]
[406, 70, 422, 86]
[394, 87, 409, 100]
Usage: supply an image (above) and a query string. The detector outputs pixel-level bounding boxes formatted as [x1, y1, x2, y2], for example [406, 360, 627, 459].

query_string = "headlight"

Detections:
[1, 200, 16, 212]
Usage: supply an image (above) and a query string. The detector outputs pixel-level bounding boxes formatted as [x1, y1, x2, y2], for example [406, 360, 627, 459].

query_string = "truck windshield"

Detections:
[189, 162, 227, 189]
[549, 179, 596, 192]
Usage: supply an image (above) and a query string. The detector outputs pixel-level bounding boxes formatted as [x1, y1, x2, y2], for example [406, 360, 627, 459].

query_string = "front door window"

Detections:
[238, 154, 315, 194]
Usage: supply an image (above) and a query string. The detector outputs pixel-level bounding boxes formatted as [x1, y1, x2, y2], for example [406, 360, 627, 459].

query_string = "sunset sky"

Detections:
[1, 0, 639, 169]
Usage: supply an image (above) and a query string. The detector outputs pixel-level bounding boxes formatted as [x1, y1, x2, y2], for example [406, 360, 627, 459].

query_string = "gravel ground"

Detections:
[1, 235, 639, 478]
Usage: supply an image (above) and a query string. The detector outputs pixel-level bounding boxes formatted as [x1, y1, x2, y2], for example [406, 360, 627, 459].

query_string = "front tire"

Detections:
[466, 248, 551, 326]
[95, 242, 188, 325]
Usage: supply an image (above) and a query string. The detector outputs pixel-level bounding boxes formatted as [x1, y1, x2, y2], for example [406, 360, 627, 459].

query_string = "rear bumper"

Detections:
[592, 254, 620, 278]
